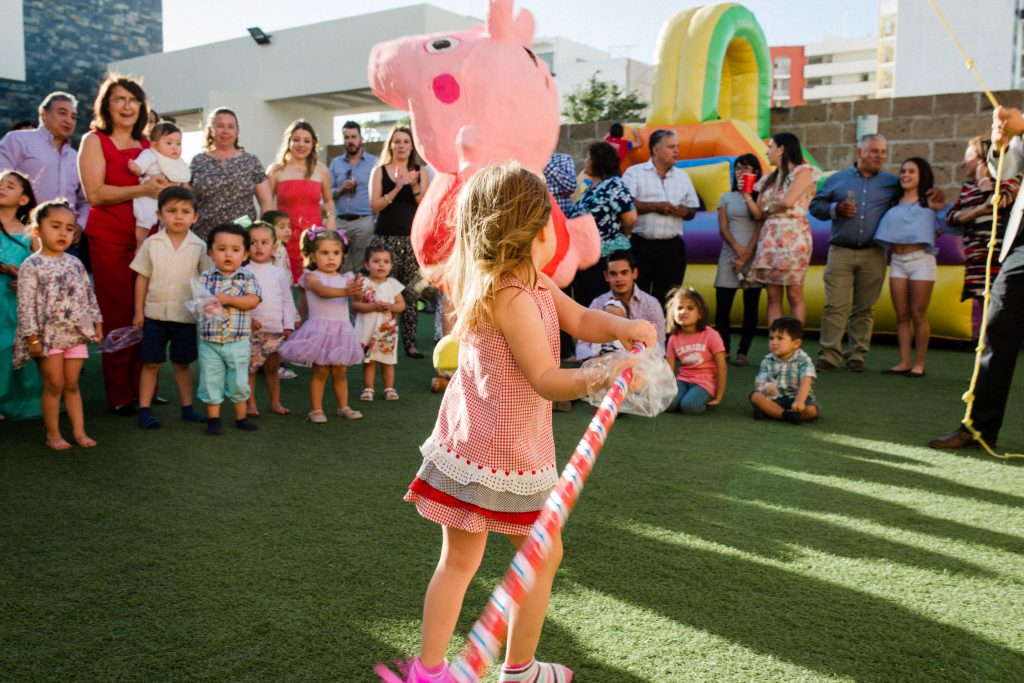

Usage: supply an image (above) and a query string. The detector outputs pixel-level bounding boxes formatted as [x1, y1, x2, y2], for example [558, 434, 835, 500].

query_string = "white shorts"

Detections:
[889, 250, 936, 282]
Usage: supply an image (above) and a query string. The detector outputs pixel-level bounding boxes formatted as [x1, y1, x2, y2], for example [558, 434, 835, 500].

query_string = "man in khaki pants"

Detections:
[810, 135, 944, 372]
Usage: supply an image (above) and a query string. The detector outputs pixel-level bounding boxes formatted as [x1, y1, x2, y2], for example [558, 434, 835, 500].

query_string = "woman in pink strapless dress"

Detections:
[268, 120, 336, 281]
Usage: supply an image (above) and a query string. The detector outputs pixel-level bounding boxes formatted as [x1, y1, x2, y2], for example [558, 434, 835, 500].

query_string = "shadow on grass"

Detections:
[569, 519, 1024, 683]
[801, 432, 1024, 506]
[736, 468, 1024, 557]
[658, 490, 1002, 578]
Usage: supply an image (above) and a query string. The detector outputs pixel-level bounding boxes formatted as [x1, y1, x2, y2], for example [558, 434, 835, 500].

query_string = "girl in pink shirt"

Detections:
[665, 287, 727, 414]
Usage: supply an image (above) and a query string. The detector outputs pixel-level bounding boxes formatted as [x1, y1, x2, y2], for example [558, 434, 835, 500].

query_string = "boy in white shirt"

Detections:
[130, 186, 209, 429]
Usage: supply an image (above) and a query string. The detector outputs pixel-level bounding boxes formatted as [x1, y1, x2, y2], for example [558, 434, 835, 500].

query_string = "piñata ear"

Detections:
[513, 7, 535, 49]
[486, 0, 513, 40]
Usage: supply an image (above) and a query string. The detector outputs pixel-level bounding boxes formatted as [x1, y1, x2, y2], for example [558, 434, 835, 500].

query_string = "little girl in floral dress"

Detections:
[14, 200, 104, 449]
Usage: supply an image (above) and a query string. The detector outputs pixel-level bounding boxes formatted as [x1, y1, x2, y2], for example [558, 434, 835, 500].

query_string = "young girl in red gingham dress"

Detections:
[401, 162, 656, 683]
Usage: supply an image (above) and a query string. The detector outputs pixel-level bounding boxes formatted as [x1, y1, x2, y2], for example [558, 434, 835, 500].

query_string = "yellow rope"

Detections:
[928, 0, 1023, 460]
[926, 0, 999, 108]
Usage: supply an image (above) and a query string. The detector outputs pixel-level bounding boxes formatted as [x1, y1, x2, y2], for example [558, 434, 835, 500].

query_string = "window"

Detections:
[881, 15, 896, 37]
[536, 51, 555, 74]
[773, 56, 791, 76]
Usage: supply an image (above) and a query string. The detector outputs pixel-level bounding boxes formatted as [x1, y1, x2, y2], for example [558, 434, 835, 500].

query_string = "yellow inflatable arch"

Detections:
[647, 3, 772, 137]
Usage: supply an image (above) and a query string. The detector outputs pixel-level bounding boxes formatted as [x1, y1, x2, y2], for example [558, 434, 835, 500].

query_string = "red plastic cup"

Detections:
[741, 174, 756, 194]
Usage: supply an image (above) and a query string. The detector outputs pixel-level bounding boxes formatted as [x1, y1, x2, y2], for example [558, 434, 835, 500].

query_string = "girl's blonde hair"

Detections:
[447, 162, 552, 339]
[299, 227, 347, 271]
[271, 119, 318, 180]
[665, 286, 709, 334]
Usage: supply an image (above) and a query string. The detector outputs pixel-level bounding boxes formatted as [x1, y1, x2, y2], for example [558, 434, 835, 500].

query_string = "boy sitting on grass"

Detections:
[750, 317, 820, 424]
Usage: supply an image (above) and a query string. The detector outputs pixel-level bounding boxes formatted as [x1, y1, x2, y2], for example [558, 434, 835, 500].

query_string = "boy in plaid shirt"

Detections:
[197, 223, 262, 436]
[750, 317, 820, 423]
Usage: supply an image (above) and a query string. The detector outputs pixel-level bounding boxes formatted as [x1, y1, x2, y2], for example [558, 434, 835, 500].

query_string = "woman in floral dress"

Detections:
[750, 132, 820, 324]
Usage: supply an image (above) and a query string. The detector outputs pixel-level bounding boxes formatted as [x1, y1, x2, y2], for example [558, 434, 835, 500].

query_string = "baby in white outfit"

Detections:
[128, 122, 191, 246]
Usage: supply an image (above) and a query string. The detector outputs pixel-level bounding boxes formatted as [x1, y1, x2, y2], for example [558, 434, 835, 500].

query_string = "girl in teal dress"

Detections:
[0, 170, 41, 420]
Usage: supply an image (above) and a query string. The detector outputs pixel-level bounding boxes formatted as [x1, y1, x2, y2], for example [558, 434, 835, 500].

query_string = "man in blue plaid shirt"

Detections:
[197, 223, 262, 436]
[750, 317, 820, 423]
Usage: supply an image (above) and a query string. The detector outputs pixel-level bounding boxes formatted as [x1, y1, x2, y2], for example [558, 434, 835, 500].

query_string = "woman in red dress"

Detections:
[78, 76, 170, 414]
[268, 120, 335, 282]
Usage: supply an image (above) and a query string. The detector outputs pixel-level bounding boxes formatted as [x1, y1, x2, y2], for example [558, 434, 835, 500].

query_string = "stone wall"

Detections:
[555, 89, 1021, 196]
[0, 0, 162, 136]
[771, 90, 1024, 195]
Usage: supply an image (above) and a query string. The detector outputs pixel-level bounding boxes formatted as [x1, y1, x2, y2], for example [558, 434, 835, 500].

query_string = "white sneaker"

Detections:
[278, 367, 298, 379]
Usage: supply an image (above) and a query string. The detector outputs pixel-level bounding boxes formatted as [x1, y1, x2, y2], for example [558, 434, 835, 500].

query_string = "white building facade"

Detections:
[109, 4, 653, 165]
[889, 0, 1022, 98]
[802, 36, 879, 104]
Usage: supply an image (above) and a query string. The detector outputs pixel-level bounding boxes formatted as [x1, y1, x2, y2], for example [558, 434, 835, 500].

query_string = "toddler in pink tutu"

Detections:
[278, 227, 365, 423]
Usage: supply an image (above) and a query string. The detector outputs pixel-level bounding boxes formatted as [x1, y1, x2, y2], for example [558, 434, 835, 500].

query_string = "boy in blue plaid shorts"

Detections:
[750, 317, 820, 424]
[197, 224, 262, 436]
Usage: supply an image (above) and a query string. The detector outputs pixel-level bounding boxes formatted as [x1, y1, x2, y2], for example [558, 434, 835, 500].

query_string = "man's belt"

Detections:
[338, 213, 367, 221]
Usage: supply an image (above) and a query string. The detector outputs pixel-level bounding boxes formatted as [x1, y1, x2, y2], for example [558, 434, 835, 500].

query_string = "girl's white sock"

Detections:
[499, 658, 573, 683]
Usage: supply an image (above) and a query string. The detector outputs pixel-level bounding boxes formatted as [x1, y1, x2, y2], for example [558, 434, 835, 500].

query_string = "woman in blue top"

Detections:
[569, 141, 637, 309]
[874, 157, 940, 377]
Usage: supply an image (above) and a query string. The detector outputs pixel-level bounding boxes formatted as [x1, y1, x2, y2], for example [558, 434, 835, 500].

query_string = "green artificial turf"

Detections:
[2, 318, 1023, 682]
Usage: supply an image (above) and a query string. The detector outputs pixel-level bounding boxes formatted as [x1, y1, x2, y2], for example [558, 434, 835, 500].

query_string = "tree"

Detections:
[562, 73, 647, 123]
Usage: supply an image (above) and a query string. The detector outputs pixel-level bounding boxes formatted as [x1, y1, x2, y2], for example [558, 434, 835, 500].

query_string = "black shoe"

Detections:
[782, 409, 803, 425]
[752, 408, 767, 420]
[137, 409, 161, 430]
[235, 418, 259, 432]
[846, 360, 865, 373]
[205, 418, 223, 436]
[406, 347, 424, 359]
[112, 403, 138, 417]
[152, 395, 170, 406]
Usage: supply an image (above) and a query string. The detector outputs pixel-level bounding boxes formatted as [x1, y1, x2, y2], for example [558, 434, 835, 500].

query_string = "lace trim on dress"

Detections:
[419, 438, 559, 496]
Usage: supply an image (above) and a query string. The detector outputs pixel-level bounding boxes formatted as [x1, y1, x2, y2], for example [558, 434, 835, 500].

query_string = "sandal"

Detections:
[305, 409, 327, 424]
[337, 407, 363, 420]
[383, 388, 399, 401]
[360, 387, 375, 402]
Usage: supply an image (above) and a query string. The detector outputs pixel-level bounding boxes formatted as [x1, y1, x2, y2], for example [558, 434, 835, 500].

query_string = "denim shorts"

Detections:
[138, 318, 199, 365]
[774, 394, 821, 416]
[889, 250, 936, 281]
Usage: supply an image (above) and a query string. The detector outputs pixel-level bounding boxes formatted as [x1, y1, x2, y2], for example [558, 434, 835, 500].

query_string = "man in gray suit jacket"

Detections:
[929, 105, 1024, 449]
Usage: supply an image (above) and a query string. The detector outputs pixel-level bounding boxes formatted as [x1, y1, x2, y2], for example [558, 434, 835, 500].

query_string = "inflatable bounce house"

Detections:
[620, 3, 972, 339]
[370, 0, 972, 341]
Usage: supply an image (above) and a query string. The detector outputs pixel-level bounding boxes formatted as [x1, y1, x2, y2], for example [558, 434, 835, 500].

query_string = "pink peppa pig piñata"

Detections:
[368, 0, 599, 287]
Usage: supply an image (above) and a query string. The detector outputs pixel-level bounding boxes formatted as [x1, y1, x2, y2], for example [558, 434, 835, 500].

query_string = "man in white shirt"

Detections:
[622, 129, 700, 305]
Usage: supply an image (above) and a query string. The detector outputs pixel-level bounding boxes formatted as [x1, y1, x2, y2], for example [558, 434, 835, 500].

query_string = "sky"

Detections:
[163, 0, 882, 61]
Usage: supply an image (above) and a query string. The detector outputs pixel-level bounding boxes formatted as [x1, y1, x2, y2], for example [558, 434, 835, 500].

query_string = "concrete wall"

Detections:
[0, 0, 162, 134]
[553, 90, 1015, 198]
[110, 5, 479, 117]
